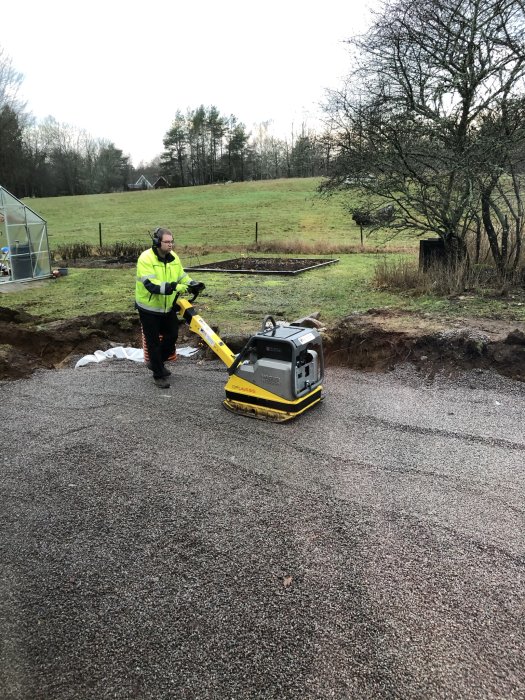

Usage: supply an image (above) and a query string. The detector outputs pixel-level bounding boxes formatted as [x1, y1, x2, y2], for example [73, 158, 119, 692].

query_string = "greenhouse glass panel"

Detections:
[28, 222, 51, 277]
[25, 208, 44, 225]
[0, 186, 51, 283]
[7, 223, 29, 244]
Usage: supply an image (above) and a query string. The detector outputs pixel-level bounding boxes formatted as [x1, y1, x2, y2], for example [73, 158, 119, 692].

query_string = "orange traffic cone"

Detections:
[141, 329, 177, 363]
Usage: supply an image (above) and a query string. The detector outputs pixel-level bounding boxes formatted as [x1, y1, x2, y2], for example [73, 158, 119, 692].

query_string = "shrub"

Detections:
[52, 242, 94, 260]
[53, 241, 144, 260]
[372, 256, 498, 295]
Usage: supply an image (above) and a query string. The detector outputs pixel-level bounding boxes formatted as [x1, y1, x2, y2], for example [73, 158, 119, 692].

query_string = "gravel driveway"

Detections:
[1, 358, 524, 699]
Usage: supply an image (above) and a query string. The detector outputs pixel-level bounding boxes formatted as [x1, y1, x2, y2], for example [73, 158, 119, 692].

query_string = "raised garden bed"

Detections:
[185, 257, 339, 275]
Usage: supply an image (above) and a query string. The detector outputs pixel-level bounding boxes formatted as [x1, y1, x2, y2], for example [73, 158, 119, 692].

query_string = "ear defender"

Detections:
[152, 227, 162, 246]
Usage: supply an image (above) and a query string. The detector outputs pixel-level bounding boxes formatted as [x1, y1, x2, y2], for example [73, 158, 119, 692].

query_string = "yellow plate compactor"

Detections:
[176, 282, 324, 422]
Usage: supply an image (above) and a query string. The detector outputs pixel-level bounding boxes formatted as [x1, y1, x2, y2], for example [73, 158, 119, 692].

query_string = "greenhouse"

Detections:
[0, 186, 51, 284]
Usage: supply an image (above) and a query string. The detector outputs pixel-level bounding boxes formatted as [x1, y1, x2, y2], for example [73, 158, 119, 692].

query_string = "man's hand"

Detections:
[164, 282, 176, 295]
[175, 283, 189, 294]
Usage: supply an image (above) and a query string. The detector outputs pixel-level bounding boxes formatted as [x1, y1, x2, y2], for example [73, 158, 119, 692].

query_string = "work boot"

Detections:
[153, 377, 170, 389]
[147, 361, 171, 377]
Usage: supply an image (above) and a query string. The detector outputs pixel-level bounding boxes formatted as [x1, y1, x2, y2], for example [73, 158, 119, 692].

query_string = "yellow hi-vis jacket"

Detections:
[135, 247, 191, 314]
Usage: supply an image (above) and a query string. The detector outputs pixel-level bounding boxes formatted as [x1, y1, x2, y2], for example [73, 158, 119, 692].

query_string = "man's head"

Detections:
[152, 227, 174, 257]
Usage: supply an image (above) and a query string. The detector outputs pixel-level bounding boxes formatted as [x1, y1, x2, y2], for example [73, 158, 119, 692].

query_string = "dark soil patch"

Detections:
[56, 257, 339, 274]
[1, 305, 524, 383]
[186, 257, 338, 274]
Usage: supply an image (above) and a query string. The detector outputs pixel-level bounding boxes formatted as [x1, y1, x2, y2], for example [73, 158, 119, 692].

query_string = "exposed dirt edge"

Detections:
[1, 306, 524, 383]
[0, 308, 142, 380]
[323, 315, 525, 382]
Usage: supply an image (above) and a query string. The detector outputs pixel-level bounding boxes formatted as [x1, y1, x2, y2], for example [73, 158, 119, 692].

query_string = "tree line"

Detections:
[0, 47, 334, 198]
[160, 107, 334, 186]
[0, 111, 133, 198]
[0, 47, 133, 197]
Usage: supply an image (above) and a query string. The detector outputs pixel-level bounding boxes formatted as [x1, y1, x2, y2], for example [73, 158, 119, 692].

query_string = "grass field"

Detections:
[22, 177, 417, 251]
[2, 253, 524, 335]
[2, 178, 524, 332]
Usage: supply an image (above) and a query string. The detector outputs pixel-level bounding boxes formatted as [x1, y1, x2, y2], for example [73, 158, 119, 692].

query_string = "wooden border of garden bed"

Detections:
[185, 257, 339, 275]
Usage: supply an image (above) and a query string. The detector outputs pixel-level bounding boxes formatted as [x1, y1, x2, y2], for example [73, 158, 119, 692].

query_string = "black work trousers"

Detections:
[139, 308, 179, 379]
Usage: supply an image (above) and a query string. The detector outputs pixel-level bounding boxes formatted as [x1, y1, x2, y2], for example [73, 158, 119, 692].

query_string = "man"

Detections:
[135, 227, 193, 388]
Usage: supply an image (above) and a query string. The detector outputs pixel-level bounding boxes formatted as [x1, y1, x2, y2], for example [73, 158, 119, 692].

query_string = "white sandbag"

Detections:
[75, 345, 198, 368]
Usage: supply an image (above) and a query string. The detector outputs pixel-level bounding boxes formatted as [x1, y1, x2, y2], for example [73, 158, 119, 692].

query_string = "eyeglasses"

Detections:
[161, 240, 174, 245]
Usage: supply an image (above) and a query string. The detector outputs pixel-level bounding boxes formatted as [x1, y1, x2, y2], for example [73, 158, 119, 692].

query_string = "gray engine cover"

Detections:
[234, 349, 320, 402]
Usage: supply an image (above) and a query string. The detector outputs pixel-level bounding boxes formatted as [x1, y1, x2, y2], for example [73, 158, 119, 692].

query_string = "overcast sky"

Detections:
[2, 0, 376, 166]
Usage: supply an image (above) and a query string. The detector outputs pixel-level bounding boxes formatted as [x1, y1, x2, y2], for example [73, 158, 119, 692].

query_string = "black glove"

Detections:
[189, 281, 206, 292]
[164, 282, 176, 295]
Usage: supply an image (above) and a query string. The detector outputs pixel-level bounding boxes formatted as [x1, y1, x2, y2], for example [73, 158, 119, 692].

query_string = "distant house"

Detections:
[127, 175, 153, 191]
[153, 176, 170, 189]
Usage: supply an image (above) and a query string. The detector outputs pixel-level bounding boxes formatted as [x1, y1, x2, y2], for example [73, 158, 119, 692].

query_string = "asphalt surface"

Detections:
[1, 357, 524, 700]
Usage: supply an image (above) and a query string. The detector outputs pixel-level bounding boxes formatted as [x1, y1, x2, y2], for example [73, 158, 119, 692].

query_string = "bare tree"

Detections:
[0, 47, 29, 195]
[21, 118, 129, 196]
[0, 46, 25, 114]
[322, 0, 525, 272]
[251, 122, 286, 180]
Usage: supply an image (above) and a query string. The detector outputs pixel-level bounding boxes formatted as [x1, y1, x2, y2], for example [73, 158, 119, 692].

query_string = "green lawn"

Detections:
[2, 254, 524, 335]
[24, 178, 418, 251]
[2, 178, 523, 332]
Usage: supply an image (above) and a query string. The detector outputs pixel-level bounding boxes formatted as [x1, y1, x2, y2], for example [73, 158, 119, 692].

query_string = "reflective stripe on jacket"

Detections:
[135, 247, 191, 314]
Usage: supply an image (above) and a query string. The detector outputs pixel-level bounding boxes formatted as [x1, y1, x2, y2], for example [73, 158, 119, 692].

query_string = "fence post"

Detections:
[255, 221, 258, 244]
[99, 223, 102, 247]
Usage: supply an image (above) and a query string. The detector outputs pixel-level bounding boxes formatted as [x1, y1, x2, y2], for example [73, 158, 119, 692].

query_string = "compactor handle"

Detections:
[188, 280, 206, 302]
[260, 315, 277, 332]
[174, 280, 205, 310]
[227, 339, 254, 376]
